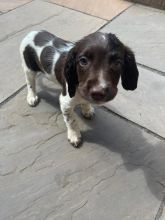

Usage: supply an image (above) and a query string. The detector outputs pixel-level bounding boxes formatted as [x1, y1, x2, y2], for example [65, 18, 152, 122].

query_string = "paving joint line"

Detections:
[155, 196, 165, 220]
[0, 85, 26, 108]
[96, 20, 110, 32]
[98, 3, 135, 31]
[45, 0, 135, 22]
[0, 0, 34, 16]
[44, 0, 108, 21]
[101, 106, 165, 142]
[137, 62, 165, 77]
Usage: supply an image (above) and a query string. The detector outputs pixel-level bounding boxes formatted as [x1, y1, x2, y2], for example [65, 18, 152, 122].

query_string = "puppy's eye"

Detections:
[79, 56, 89, 66]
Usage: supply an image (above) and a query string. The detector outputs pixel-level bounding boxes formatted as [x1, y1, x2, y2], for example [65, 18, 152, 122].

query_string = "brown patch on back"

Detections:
[34, 31, 55, 46]
[53, 37, 68, 49]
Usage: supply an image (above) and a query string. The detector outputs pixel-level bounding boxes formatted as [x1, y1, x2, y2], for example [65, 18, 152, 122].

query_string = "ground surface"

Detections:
[0, 1, 165, 219]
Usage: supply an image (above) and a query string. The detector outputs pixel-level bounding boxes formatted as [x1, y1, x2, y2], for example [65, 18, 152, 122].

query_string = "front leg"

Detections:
[81, 103, 95, 120]
[60, 94, 82, 148]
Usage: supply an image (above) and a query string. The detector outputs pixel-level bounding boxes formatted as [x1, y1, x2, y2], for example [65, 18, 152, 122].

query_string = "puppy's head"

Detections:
[64, 32, 139, 103]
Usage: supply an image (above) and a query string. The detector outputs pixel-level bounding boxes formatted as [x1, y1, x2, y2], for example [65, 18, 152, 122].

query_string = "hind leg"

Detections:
[23, 63, 39, 107]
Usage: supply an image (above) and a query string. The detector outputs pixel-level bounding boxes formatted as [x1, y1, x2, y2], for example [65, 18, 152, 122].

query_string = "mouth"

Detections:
[78, 92, 115, 104]
[77, 87, 118, 104]
[91, 96, 116, 105]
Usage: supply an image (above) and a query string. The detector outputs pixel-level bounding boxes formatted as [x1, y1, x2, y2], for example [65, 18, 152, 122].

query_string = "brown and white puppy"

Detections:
[20, 30, 139, 147]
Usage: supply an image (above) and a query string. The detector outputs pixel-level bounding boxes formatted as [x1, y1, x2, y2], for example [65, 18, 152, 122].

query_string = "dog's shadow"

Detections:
[37, 77, 165, 202]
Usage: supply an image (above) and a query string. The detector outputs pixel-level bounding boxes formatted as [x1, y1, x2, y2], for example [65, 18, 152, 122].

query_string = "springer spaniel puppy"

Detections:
[20, 30, 139, 147]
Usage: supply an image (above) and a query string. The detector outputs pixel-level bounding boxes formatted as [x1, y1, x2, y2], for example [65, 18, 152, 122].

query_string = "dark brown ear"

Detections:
[64, 47, 78, 98]
[121, 46, 139, 90]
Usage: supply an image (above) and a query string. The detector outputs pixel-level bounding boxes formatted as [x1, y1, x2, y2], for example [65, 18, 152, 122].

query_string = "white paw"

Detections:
[67, 129, 82, 148]
[27, 94, 39, 107]
[82, 106, 95, 120]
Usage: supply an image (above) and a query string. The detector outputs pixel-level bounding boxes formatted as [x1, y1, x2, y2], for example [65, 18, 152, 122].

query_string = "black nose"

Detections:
[90, 87, 107, 101]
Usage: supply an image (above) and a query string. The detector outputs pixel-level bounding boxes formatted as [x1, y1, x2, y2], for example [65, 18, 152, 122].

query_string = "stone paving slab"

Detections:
[0, 77, 164, 220]
[0, 0, 62, 42]
[0, 0, 106, 104]
[48, 0, 132, 20]
[0, 0, 32, 13]
[104, 66, 165, 138]
[101, 4, 165, 73]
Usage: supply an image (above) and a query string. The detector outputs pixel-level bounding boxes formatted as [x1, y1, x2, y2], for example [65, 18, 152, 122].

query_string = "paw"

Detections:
[82, 106, 95, 120]
[68, 130, 82, 148]
[27, 94, 40, 107]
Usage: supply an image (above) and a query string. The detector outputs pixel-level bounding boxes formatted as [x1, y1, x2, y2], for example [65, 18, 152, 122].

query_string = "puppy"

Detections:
[20, 30, 139, 147]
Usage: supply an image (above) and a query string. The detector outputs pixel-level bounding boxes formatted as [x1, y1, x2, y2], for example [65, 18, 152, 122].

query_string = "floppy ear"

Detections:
[121, 46, 139, 90]
[64, 47, 78, 98]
